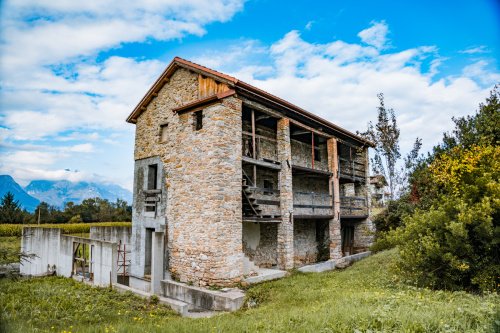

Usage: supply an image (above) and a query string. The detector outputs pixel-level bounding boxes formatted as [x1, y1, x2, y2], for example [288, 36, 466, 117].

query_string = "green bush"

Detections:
[388, 145, 499, 292]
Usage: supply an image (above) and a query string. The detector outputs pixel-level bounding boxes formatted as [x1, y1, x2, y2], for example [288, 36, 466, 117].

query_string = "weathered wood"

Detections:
[242, 156, 281, 170]
[242, 217, 282, 223]
[242, 131, 277, 142]
[291, 164, 332, 176]
[198, 74, 230, 99]
[293, 215, 335, 219]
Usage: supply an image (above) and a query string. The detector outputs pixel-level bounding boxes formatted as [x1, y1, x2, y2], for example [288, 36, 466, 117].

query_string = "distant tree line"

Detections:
[0, 194, 132, 224]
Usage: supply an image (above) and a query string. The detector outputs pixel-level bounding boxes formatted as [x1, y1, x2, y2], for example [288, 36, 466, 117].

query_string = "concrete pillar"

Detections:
[277, 118, 294, 269]
[327, 138, 342, 260]
[151, 231, 165, 294]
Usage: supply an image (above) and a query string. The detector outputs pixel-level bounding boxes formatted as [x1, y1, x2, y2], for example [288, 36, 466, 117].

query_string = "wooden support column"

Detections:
[251, 109, 257, 185]
[277, 118, 294, 269]
[311, 132, 315, 169]
[327, 138, 342, 260]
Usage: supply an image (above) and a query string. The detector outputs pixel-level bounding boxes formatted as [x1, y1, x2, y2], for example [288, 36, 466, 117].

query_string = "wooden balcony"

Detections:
[340, 196, 368, 218]
[293, 192, 333, 219]
[242, 132, 277, 162]
[338, 157, 366, 182]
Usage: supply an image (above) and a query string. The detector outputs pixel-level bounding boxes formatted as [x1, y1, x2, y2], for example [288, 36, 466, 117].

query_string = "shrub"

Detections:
[388, 145, 499, 292]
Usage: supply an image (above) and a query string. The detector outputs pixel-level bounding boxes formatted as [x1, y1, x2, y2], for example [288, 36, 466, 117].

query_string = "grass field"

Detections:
[1, 249, 498, 332]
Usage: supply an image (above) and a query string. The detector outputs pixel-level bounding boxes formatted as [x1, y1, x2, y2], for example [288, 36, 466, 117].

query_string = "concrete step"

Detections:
[161, 279, 245, 312]
[243, 268, 287, 284]
[113, 283, 189, 316]
[242, 255, 259, 275]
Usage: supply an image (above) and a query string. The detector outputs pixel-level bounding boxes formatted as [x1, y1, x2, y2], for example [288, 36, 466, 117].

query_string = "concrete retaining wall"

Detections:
[90, 226, 132, 244]
[20, 227, 117, 287]
[20, 227, 61, 276]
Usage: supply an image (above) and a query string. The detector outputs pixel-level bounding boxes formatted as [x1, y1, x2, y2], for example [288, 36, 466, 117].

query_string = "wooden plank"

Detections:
[242, 217, 282, 223]
[289, 118, 331, 138]
[242, 131, 277, 142]
[293, 215, 335, 219]
[291, 164, 332, 176]
[242, 156, 281, 170]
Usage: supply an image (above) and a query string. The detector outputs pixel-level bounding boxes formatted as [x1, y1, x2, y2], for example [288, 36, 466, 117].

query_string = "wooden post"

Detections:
[311, 132, 315, 169]
[251, 109, 257, 185]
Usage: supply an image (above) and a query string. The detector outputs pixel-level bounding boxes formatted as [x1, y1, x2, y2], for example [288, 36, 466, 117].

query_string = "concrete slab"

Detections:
[243, 268, 287, 284]
[298, 252, 372, 273]
[113, 283, 189, 316]
[297, 260, 336, 273]
[161, 280, 245, 312]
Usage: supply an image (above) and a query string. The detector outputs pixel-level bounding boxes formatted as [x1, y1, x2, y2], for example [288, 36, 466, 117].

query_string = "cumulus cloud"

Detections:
[0, 0, 244, 186]
[191, 26, 497, 156]
[357, 20, 390, 50]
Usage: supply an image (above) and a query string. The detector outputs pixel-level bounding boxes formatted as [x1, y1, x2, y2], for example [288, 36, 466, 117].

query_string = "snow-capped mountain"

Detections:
[23, 179, 132, 209]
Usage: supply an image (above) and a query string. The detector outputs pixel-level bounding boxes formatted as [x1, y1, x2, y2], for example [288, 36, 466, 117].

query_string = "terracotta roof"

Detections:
[126, 57, 374, 147]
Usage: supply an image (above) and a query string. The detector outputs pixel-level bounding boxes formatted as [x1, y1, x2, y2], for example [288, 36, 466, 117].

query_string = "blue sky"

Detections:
[0, 0, 499, 191]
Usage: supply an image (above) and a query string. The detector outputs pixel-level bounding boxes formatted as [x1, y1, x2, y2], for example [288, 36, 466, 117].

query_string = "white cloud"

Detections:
[67, 143, 94, 153]
[459, 45, 488, 54]
[357, 20, 390, 50]
[462, 60, 500, 86]
[191, 25, 497, 156]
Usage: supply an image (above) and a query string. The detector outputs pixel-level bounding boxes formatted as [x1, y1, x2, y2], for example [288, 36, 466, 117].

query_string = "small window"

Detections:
[314, 147, 321, 162]
[194, 111, 203, 131]
[147, 164, 158, 190]
[159, 123, 168, 142]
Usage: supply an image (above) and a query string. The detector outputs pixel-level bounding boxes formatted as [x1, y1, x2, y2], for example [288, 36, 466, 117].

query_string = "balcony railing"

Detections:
[246, 187, 281, 217]
[293, 192, 333, 217]
[242, 132, 277, 162]
[338, 157, 366, 182]
[340, 196, 368, 218]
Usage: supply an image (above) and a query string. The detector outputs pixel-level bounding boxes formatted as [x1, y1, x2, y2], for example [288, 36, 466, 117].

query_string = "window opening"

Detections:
[147, 164, 158, 190]
[194, 111, 203, 131]
[159, 123, 168, 142]
[314, 147, 321, 162]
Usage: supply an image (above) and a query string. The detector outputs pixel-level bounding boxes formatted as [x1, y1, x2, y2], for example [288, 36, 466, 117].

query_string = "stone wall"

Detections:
[242, 222, 278, 268]
[291, 139, 328, 172]
[293, 219, 319, 266]
[133, 68, 243, 286]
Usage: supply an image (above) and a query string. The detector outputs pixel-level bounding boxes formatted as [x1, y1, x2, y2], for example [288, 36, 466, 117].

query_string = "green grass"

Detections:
[0, 222, 131, 237]
[1, 250, 498, 332]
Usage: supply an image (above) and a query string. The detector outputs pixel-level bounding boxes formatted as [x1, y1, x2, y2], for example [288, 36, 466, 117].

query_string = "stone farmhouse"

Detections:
[126, 57, 375, 289]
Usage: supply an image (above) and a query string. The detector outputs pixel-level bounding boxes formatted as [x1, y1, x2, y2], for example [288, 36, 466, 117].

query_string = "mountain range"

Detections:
[0, 175, 132, 212]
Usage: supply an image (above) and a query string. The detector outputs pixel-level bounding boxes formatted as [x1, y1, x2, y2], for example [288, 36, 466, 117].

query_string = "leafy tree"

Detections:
[392, 145, 499, 292]
[361, 93, 402, 199]
[0, 192, 25, 224]
[382, 85, 500, 292]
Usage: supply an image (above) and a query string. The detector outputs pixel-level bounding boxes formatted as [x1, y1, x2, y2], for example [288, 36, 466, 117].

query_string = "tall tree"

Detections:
[361, 93, 401, 199]
[0, 192, 25, 224]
